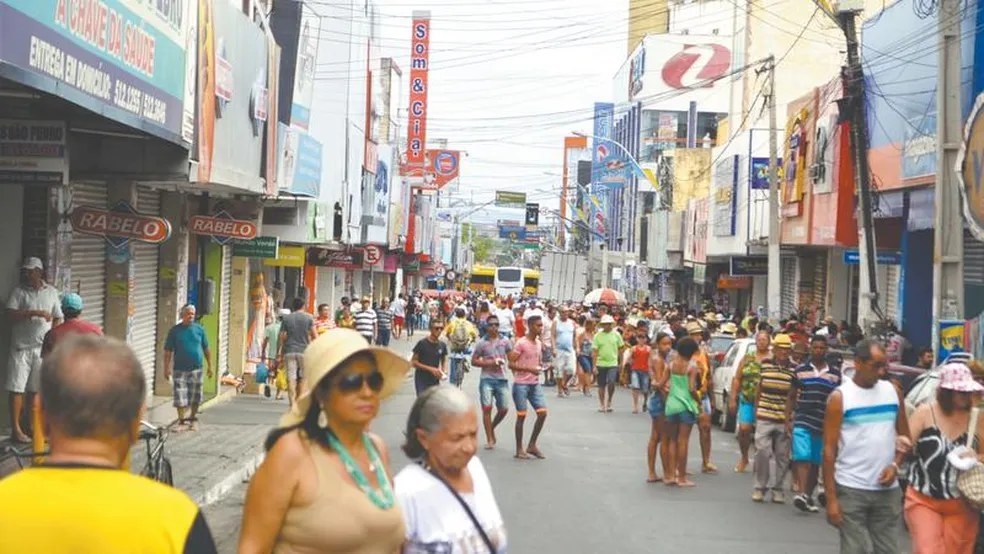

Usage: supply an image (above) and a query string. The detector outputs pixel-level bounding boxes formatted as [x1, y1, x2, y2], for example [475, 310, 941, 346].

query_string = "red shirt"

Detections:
[42, 318, 103, 356]
[630, 344, 651, 371]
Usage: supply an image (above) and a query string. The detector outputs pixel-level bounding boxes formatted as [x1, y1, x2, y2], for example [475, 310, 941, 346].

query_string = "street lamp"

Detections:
[571, 131, 658, 190]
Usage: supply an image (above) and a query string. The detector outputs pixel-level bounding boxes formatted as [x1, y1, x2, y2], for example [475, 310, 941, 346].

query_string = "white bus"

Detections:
[494, 266, 524, 298]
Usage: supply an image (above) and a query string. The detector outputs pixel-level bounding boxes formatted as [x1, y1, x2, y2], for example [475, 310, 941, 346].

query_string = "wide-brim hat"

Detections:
[939, 363, 984, 393]
[772, 333, 793, 349]
[600, 314, 616, 325]
[279, 329, 409, 428]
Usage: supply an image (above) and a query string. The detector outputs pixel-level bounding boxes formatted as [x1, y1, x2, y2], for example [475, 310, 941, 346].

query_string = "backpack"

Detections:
[450, 321, 471, 352]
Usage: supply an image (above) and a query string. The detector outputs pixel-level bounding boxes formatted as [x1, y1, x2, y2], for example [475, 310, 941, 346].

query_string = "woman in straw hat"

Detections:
[238, 329, 409, 554]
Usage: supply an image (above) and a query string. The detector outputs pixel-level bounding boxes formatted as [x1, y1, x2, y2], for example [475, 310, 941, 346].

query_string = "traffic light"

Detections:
[525, 203, 539, 227]
[577, 160, 592, 186]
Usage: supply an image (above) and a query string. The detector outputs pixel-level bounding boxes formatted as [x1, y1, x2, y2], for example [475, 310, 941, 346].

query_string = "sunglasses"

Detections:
[487, 322, 500, 326]
[336, 370, 385, 393]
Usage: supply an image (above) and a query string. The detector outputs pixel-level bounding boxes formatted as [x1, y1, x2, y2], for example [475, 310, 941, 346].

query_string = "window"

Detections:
[497, 268, 521, 281]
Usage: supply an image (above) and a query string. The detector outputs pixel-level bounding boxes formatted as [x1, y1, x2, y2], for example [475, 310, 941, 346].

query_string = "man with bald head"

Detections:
[0, 335, 217, 552]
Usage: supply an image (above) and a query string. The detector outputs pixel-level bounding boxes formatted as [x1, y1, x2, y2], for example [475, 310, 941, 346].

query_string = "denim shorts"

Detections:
[630, 370, 651, 391]
[664, 410, 697, 425]
[647, 394, 665, 419]
[597, 366, 619, 387]
[737, 398, 757, 426]
[512, 383, 547, 415]
[700, 396, 712, 415]
[577, 355, 594, 373]
[791, 426, 823, 464]
[479, 378, 509, 411]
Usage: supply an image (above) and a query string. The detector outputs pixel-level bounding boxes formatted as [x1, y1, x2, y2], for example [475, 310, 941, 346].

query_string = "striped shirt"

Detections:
[836, 377, 900, 490]
[376, 309, 394, 330]
[354, 309, 377, 337]
[791, 362, 841, 434]
[755, 359, 794, 423]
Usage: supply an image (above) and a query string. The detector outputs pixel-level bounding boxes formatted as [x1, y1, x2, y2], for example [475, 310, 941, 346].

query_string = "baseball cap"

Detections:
[22, 257, 43, 270]
[600, 314, 615, 325]
[61, 292, 84, 311]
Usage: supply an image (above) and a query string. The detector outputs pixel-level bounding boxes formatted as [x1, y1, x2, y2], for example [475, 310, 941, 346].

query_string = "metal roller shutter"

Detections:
[131, 187, 161, 396]
[218, 246, 232, 375]
[69, 183, 108, 328]
[965, 230, 984, 284]
[780, 257, 797, 318]
[885, 264, 900, 325]
[813, 252, 828, 320]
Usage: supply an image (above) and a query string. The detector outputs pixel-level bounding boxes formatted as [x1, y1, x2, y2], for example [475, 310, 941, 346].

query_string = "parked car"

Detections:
[903, 352, 974, 416]
[711, 338, 757, 432]
[708, 333, 737, 369]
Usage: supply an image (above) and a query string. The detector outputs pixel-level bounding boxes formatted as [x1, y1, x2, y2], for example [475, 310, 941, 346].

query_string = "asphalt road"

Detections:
[203, 337, 911, 553]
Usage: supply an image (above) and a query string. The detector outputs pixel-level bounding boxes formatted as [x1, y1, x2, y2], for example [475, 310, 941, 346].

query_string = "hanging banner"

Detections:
[403, 12, 430, 178]
[494, 190, 526, 209]
[957, 92, 984, 241]
[290, 2, 320, 130]
[422, 149, 460, 190]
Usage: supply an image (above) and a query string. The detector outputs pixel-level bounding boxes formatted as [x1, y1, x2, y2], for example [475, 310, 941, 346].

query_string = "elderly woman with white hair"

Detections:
[395, 385, 507, 553]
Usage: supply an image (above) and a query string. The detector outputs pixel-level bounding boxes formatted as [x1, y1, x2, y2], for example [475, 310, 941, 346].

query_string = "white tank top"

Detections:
[835, 377, 900, 490]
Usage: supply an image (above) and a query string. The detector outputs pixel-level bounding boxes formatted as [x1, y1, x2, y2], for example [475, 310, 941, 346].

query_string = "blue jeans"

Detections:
[376, 327, 391, 346]
[479, 377, 509, 410]
[512, 383, 547, 415]
[449, 352, 469, 387]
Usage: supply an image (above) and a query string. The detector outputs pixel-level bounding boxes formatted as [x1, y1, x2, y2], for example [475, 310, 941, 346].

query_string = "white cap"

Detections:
[22, 257, 42, 270]
[279, 308, 291, 316]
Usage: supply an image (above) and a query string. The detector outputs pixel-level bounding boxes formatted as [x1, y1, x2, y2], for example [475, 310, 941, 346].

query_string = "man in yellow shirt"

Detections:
[445, 306, 478, 387]
[0, 335, 217, 553]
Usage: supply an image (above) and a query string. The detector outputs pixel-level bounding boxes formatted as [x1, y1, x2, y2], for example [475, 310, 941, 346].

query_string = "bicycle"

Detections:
[2, 443, 49, 472]
[138, 420, 174, 486]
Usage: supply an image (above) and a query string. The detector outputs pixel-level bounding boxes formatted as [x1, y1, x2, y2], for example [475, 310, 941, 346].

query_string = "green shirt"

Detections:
[592, 330, 624, 367]
[264, 322, 281, 360]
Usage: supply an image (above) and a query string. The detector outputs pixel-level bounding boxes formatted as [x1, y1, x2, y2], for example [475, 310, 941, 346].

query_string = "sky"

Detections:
[371, 0, 632, 225]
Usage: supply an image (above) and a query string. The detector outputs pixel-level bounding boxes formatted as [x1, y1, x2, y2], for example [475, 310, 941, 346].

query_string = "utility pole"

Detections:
[933, 0, 964, 357]
[840, 9, 881, 333]
[764, 56, 782, 323]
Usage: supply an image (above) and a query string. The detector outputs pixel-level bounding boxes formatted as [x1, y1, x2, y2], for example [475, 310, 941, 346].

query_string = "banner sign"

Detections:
[290, 2, 320, 130]
[189, 212, 258, 245]
[498, 225, 526, 241]
[307, 247, 363, 270]
[277, 123, 322, 198]
[403, 12, 430, 178]
[422, 149, 460, 190]
[750, 157, 782, 190]
[0, 0, 192, 144]
[231, 236, 279, 259]
[525, 203, 539, 228]
[938, 320, 967, 363]
[712, 154, 738, 236]
[957, 92, 984, 241]
[0, 119, 68, 184]
[70, 200, 172, 247]
[494, 190, 526, 209]
[842, 249, 902, 265]
[729, 256, 767, 276]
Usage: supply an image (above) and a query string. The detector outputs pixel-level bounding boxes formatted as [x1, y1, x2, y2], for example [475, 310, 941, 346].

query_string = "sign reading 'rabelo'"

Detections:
[70, 201, 172, 246]
[957, 92, 984, 241]
[190, 212, 258, 244]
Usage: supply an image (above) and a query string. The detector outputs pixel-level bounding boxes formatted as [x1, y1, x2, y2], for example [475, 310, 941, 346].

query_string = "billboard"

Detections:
[864, 1, 976, 190]
[712, 154, 738, 237]
[403, 12, 430, 178]
[672, 148, 711, 212]
[288, 3, 320, 130]
[421, 149, 460, 190]
[0, 0, 193, 144]
[614, 34, 733, 111]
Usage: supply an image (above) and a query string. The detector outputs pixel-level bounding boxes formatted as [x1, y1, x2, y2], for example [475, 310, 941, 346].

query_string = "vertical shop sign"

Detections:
[404, 12, 430, 178]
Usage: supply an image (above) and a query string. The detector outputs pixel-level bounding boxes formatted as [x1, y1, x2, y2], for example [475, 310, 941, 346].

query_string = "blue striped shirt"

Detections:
[791, 362, 841, 434]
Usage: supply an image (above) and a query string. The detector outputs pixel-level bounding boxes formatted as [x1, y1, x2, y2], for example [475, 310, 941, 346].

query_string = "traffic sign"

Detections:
[365, 245, 383, 266]
[435, 265, 447, 278]
[446, 270, 457, 281]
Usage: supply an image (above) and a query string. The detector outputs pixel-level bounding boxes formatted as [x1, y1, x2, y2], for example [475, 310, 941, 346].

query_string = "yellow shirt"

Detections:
[0, 465, 216, 553]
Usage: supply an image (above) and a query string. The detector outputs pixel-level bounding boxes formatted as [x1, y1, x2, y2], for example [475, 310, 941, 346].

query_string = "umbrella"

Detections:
[583, 288, 626, 306]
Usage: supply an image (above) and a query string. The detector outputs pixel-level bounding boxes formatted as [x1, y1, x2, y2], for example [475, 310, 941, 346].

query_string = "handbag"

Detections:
[956, 406, 984, 510]
[428, 469, 496, 554]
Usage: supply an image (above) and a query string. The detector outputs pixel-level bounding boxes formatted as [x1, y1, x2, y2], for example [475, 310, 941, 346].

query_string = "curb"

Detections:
[193, 450, 266, 507]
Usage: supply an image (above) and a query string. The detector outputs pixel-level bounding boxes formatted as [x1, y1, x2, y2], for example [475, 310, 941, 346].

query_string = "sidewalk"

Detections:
[137, 337, 417, 507]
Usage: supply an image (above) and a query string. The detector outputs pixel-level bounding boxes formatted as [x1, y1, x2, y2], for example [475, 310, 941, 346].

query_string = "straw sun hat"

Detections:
[279, 329, 410, 427]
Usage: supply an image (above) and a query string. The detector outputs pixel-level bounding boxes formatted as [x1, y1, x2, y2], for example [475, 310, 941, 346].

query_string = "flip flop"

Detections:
[514, 452, 530, 460]
[528, 449, 546, 460]
[484, 443, 495, 450]
[646, 476, 662, 483]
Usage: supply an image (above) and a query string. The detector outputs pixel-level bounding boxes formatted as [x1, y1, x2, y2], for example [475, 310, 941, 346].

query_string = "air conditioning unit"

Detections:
[833, 0, 864, 12]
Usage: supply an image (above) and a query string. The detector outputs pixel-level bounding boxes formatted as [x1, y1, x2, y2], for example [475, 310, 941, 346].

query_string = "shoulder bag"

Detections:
[428, 469, 496, 553]
[957, 406, 984, 510]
